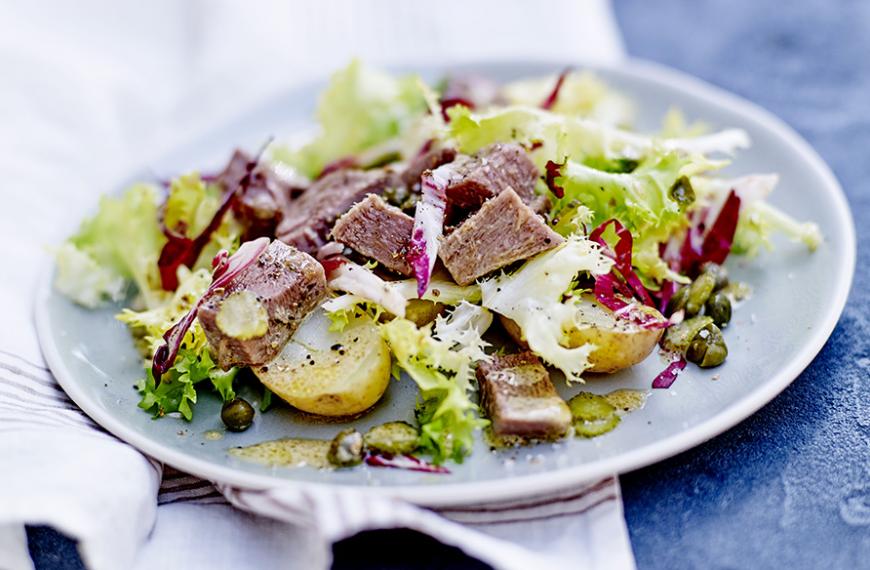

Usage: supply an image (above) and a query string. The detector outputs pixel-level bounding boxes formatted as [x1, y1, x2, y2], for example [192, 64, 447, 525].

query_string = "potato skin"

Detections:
[254, 309, 391, 416]
[500, 298, 663, 374]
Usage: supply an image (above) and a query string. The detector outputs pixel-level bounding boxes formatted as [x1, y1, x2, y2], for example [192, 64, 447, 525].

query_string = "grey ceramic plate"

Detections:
[36, 60, 855, 507]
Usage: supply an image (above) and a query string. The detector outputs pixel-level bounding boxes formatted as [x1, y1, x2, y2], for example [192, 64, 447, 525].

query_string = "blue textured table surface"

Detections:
[616, 1, 869, 568]
[27, 1, 868, 568]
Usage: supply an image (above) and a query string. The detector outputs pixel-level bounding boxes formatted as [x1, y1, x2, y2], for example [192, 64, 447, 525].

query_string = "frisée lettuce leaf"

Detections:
[480, 236, 613, 383]
[55, 184, 167, 309]
[381, 303, 492, 463]
[118, 267, 239, 420]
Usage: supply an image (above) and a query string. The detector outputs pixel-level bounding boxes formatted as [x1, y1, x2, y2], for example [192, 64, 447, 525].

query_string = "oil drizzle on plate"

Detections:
[603, 389, 649, 414]
[229, 438, 332, 469]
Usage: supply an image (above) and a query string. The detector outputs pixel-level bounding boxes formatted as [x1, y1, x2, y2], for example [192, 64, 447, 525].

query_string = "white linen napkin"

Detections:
[0, 1, 634, 568]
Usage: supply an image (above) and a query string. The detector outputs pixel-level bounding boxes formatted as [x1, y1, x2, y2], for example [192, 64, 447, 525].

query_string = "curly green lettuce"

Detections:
[480, 236, 613, 383]
[446, 105, 749, 170]
[118, 267, 237, 420]
[271, 60, 429, 178]
[55, 184, 167, 309]
[503, 71, 635, 126]
[550, 150, 723, 283]
[380, 303, 492, 463]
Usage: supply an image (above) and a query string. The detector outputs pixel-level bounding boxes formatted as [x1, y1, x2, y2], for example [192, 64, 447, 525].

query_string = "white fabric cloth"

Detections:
[0, 1, 634, 568]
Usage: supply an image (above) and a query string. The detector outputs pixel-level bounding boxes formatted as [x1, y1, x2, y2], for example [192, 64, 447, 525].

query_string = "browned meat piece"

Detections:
[331, 195, 414, 276]
[197, 240, 327, 369]
[276, 169, 398, 254]
[219, 150, 306, 240]
[401, 146, 457, 190]
[444, 143, 539, 210]
[439, 189, 563, 285]
[476, 351, 571, 439]
[528, 194, 552, 216]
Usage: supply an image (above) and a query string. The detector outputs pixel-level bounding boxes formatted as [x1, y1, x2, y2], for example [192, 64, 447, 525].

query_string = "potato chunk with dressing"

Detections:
[254, 309, 391, 416]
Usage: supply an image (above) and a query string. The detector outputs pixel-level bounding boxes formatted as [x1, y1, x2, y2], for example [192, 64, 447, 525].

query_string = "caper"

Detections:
[685, 272, 716, 316]
[327, 428, 365, 467]
[666, 285, 689, 316]
[700, 262, 729, 291]
[662, 315, 714, 355]
[221, 398, 254, 432]
[669, 175, 696, 208]
[686, 324, 728, 368]
[364, 421, 419, 455]
[705, 292, 732, 327]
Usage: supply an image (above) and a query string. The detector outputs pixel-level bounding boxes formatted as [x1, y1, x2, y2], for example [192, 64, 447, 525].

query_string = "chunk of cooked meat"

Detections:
[439, 189, 563, 285]
[331, 194, 414, 276]
[218, 150, 306, 240]
[401, 146, 458, 191]
[197, 240, 327, 369]
[444, 143, 539, 210]
[276, 169, 399, 254]
[476, 351, 571, 439]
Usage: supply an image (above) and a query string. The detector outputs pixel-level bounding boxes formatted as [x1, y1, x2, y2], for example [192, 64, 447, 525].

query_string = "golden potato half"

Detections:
[501, 295, 664, 374]
[254, 309, 391, 416]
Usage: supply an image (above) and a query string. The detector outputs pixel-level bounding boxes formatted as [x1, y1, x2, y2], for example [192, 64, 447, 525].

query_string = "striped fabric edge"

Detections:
[0, 349, 225, 507]
[159, 468, 227, 506]
[437, 479, 619, 526]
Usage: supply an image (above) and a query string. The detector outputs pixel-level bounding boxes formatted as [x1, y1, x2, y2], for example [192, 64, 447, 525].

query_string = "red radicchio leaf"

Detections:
[652, 356, 687, 389]
[540, 68, 571, 110]
[406, 168, 449, 297]
[589, 219, 656, 308]
[700, 190, 741, 266]
[157, 140, 271, 291]
[317, 156, 358, 180]
[677, 190, 742, 275]
[151, 237, 270, 381]
[364, 453, 450, 474]
[545, 160, 566, 199]
[656, 279, 679, 315]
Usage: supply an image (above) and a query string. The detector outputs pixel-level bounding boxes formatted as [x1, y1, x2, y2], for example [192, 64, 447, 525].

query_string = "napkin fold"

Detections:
[0, 1, 635, 568]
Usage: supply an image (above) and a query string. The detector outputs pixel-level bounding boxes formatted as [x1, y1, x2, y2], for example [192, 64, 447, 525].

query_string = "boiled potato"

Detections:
[500, 295, 664, 374]
[253, 309, 391, 416]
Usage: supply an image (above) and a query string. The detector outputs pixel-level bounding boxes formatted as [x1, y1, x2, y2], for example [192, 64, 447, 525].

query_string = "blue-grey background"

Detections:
[27, 0, 869, 568]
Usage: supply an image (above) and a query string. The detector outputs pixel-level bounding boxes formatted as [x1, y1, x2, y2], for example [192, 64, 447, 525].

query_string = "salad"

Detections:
[54, 61, 821, 470]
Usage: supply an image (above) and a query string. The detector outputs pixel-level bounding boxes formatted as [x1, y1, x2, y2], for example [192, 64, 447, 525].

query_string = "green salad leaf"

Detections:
[381, 303, 492, 463]
[55, 184, 167, 309]
[118, 268, 237, 420]
[480, 236, 613, 383]
[136, 347, 237, 420]
[272, 60, 429, 178]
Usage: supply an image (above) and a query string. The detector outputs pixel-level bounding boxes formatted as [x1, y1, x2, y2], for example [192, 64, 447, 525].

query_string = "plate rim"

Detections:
[35, 57, 856, 507]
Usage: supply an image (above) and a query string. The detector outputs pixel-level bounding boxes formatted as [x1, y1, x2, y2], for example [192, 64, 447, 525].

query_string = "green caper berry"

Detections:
[364, 421, 419, 455]
[221, 398, 254, 432]
[327, 428, 365, 467]
[705, 292, 732, 327]
[661, 315, 714, 355]
[666, 285, 689, 316]
[700, 262, 729, 291]
[685, 272, 716, 316]
[686, 324, 728, 368]
[669, 175, 696, 207]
